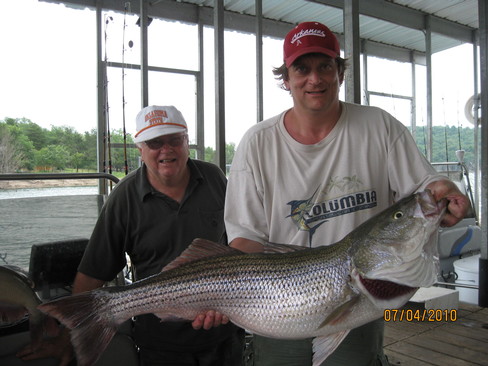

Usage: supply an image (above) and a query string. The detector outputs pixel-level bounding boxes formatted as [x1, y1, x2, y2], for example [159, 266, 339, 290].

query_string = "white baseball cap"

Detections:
[134, 105, 187, 143]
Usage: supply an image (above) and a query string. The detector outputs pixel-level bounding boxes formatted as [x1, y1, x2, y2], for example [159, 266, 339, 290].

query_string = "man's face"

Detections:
[138, 132, 189, 182]
[284, 54, 344, 114]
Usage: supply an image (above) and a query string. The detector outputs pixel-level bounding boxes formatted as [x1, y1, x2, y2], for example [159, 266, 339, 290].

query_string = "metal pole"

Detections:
[214, 0, 226, 172]
[362, 40, 369, 105]
[96, 0, 107, 195]
[477, 0, 488, 307]
[256, 0, 264, 122]
[472, 31, 480, 213]
[197, 17, 205, 160]
[411, 51, 417, 138]
[140, 0, 149, 108]
[425, 15, 433, 162]
[343, 0, 361, 104]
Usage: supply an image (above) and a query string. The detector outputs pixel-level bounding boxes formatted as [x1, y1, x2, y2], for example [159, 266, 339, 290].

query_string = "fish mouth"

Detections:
[359, 276, 417, 300]
[418, 189, 447, 219]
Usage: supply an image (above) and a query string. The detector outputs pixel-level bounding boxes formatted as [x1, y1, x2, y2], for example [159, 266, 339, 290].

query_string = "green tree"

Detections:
[12, 118, 48, 150]
[36, 145, 71, 171]
[0, 121, 35, 171]
[204, 146, 215, 163]
[82, 129, 98, 170]
[225, 142, 236, 165]
[71, 152, 85, 172]
[0, 125, 25, 172]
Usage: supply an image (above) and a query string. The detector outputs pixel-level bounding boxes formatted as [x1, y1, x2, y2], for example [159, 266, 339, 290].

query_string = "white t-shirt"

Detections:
[225, 102, 444, 248]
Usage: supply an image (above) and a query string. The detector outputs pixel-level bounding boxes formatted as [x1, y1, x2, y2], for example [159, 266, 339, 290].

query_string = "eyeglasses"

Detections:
[144, 134, 187, 150]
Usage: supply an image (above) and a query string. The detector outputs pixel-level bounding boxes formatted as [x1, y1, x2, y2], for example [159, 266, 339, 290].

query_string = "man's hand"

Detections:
[16, 328, 74, 366]
[192, 310, 229, 330]
[426, 179, 470, 227]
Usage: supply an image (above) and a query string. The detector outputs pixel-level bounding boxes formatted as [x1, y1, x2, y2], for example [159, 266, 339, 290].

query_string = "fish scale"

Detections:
[39, 190, 446, 366]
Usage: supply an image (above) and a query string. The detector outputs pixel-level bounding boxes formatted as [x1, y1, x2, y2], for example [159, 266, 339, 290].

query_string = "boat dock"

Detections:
[384, 301, 488, 365]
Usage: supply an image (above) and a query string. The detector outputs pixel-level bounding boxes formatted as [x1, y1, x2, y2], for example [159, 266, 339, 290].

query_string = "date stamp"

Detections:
[384, 308, 457, 322]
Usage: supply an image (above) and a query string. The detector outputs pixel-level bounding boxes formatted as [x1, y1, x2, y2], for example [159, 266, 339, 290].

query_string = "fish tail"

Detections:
[38, 291, 119, 366]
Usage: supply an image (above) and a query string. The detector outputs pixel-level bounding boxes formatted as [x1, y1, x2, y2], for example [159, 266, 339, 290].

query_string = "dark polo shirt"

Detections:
[79, 159, 235, 352]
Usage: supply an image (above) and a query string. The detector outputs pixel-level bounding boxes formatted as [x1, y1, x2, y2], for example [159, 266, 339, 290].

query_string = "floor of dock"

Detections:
[384, 302, 488, 365]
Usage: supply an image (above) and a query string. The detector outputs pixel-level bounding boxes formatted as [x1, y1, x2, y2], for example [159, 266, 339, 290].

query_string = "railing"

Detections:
[0, 172, 119, 184]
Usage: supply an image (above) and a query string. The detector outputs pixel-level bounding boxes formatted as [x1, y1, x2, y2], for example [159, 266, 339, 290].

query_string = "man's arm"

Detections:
[72, 272, 105, 294]
[230, 237, 264, 253]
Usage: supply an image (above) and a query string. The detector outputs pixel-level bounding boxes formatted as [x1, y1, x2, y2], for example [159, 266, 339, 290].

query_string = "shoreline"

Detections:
[0, 179, 99, 190]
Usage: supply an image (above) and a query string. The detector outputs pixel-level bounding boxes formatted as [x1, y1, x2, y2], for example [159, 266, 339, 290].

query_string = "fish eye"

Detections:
[393, 211, 404, 220]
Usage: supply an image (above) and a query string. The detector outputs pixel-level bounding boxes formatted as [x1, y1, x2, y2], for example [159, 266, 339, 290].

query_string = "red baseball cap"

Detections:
[284, 22, 341, 67]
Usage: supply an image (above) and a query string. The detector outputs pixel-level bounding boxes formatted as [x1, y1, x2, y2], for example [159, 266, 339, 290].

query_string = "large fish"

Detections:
[0, 265, 57, 349]
[39, 190, 446, 366]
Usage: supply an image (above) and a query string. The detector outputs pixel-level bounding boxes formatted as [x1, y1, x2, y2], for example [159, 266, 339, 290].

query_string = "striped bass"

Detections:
[39, 190, 446, 366]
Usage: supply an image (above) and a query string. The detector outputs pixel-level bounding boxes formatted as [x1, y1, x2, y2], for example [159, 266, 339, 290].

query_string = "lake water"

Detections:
[0, 187, 102, 270]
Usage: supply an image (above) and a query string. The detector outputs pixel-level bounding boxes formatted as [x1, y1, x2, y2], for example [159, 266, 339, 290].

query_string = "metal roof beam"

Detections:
[40, 0, 426, 64]
[306, 0, 475, 44]
[40, 0, 293, 38]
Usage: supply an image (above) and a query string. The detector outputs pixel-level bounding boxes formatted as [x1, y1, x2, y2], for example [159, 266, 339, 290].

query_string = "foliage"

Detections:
[0, 125, 26, 172]
[412, 125, 477, 168]
[0, 118, 237, 174]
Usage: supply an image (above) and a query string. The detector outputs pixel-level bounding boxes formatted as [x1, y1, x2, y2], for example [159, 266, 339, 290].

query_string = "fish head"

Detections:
[349, 190, 446, 307]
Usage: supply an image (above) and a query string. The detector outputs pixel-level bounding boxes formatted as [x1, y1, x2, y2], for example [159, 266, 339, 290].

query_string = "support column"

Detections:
[478, 0, 488, 307]
[343, 0, 361, 103]
[256, 0, 264, 122]
[425, 15, 433, 162]
[214, 0, 226, 172]
[140, 0, 148, 107]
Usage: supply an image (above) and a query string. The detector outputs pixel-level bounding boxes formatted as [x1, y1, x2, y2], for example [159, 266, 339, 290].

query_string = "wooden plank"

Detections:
[384, 323, 418, 340]
[458, 302, 483, 313]
[383, 335, 398, 347]
[385, 341, 479, 366]
[428, 327, 488, 354]
[406, 334, 488, 365]
[384, 349, 434, 366]
[464, 311, 488, 323]
[441, 322, 488, 342]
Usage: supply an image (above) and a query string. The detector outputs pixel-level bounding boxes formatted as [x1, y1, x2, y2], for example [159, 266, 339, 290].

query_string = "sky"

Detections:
[0, 0, 479, 148]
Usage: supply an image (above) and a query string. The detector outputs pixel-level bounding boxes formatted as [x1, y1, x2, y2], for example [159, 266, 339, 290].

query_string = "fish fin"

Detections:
[263, 242, 309, 254]
[317, 297, 358, 329]
[312, 330, 350, 366]
[38, 290, 119, 366]
[162, 239, 240, 271]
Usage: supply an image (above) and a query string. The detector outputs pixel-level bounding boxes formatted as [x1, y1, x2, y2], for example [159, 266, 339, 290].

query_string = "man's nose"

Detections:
[308, 70, 322, 84]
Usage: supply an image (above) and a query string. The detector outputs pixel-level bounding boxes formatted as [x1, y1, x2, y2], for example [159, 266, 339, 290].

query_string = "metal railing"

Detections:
[0, 172, 119, 184]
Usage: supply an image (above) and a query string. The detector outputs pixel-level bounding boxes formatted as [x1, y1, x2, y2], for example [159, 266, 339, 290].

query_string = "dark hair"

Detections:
[272, 54, 347, 90]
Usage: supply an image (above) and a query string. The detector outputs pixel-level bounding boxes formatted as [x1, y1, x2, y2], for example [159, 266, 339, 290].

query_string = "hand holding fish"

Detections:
[191, 310, 229, 330]
[16, 329, 74, 366]
[426, 179, 470, 227]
